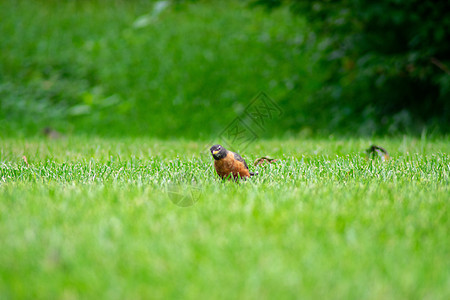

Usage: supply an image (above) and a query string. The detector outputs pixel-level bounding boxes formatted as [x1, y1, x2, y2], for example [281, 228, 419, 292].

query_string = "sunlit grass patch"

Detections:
[0, 137, 449, 299]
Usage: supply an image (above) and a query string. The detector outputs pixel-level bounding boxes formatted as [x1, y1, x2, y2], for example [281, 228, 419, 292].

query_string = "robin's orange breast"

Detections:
[214, 152, 250, 179]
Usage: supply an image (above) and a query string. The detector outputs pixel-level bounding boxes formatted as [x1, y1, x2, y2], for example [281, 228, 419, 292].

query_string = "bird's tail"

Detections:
[249, 172, 258, 176]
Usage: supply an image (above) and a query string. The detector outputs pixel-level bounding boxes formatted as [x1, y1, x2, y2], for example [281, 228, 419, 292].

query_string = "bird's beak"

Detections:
[212, 150, 219, 155]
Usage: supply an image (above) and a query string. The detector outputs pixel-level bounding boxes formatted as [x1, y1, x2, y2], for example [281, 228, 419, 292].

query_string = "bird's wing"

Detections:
[233, 152, 249, 170]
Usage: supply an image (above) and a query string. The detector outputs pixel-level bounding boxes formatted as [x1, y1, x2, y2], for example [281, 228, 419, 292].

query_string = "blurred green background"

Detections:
[1, 0, 449, 138]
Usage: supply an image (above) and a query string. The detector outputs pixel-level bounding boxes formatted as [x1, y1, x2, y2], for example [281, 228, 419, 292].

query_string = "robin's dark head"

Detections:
[210, 144, 227, 160]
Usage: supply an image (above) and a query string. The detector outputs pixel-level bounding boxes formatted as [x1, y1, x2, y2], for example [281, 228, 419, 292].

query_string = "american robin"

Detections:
[210, 144, 256, 180]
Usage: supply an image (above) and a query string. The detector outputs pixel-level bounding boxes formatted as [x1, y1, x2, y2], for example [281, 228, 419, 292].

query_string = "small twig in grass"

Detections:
[366, 145, 389, 161]
[254, 156, 278, 166]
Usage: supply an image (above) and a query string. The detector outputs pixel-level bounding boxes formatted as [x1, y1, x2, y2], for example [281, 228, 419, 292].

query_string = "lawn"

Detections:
[0, 137, 449, 299]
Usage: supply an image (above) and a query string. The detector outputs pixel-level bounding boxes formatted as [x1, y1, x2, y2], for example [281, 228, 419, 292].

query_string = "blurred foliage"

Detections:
[1, 0, 320, 138]
[254, 0, 450, 135]
[0, 0, 448, 138]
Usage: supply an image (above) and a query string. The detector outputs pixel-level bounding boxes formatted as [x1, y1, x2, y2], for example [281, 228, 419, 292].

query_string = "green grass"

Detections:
[0, 137, 449, 299]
